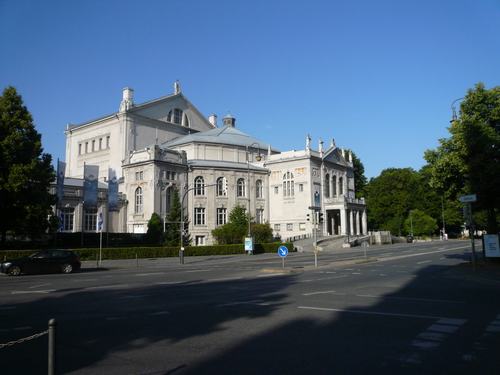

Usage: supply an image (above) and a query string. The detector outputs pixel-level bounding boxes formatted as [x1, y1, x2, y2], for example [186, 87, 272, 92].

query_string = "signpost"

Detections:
[278, 245, 288, 268]
[458, 194, 477, 203]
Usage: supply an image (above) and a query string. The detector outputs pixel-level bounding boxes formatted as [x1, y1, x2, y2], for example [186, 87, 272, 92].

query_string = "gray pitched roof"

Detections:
[163, 126, 280, 153]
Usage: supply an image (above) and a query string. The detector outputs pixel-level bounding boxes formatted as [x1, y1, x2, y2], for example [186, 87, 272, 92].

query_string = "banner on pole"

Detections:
[108, 167, 119, 212]
[57, 160, 66, 207]
[83, 165, 99, 210]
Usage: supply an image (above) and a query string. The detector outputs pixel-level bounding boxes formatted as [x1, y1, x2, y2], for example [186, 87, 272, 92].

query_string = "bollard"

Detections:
[179, 248, 184, 264]
[48, 319, 57, 375]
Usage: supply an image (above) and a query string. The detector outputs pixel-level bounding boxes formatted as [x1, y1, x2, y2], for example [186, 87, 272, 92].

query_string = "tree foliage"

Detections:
[164, 186, 191, 246]
[147, 212, 163, 244]
[348, 150, 367, 198]
[211, 203, 273, 245]
[424, 82, 500, 232]
[212, 204, 248, 245]
[0, 86, 57, 248]
[405, 209, 438, 237]
[364, 168, 428, 235]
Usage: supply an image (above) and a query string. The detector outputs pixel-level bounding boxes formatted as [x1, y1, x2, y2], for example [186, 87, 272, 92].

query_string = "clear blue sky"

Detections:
[1, 0, 499, 179]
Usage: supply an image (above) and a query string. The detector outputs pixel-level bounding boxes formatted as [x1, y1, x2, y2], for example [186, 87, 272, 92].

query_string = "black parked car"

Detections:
[1, 249, 81, 276]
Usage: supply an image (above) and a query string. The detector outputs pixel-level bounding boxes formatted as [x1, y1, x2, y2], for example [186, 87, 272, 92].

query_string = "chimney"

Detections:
[209, 114, 218, 127]
[119, 87, 134, 112]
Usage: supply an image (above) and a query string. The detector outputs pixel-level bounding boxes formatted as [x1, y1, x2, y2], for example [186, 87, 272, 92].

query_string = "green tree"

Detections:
[249, 222, 273, 244]
[147, 212, 163, 244]
[348, 150, 367, 198]
[405, 209, 438, 237]
[364, 168, 427, 235]
[212, 204, 249, 245]
[424, 82, 500, 232]
[0, 86, 57, 248]
[164, 186, 191, 246]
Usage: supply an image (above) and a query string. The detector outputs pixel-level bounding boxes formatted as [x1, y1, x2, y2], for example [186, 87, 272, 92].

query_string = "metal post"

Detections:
[48, 319, 57, 375]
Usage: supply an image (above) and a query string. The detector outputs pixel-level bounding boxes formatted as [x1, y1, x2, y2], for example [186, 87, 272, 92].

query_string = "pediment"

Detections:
[322, 147, 349, 166]
[130, 94, 215, 132]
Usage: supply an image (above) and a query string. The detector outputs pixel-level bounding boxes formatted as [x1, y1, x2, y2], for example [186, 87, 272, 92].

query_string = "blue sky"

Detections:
[1, 0, 499, 179]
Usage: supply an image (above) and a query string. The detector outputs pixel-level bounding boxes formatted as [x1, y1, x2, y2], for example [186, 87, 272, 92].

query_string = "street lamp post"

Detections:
[451, 98, 465, 122]
[245, 143, 262, 255]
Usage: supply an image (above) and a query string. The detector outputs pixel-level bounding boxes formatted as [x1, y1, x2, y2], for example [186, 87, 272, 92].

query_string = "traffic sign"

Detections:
[459, 194, 477, 203]
[278, 246, 288, 257]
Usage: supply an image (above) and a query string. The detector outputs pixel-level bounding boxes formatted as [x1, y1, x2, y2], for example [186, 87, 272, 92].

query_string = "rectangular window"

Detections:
[299, 223, 306, 231]
[195, 207, 206, 225]
[84, 209, 97, 231]
[106, 136, 110, 148]
[299, 184, 304, 192]
[61, 207, 74, 231]
[256, 209, 264, 224]
[286, 223, 293, 231]
[92, 140, 95, 152]
[99, 138, 102, 149]
[79, 144, 82, 155]
[217, 208, 227, 225]
[85, 142, 88, 153]
[274, 186, 279, 194]
[274, 224, 280, 231]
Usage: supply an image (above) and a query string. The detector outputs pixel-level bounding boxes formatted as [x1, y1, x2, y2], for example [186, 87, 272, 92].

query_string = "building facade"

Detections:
[56, 82, 367, 244]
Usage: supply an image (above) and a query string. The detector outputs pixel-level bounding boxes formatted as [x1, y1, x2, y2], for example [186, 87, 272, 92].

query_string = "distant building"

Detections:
[55, 82, 366, 244]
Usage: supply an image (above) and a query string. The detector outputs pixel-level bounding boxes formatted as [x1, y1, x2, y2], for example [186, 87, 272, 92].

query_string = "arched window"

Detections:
[325, 173, 330, 198]
[194, 176, 205, 196]
[332, 175, 337, 196]
[283, 172, 294, 197]
[167, 108, 184, 125]
[237, 178, 246, 197]
[135, 187, 143, 213]
[217, 177, 227, 196]
[256, 179, 263, 198]
[338, 177, 343, 196]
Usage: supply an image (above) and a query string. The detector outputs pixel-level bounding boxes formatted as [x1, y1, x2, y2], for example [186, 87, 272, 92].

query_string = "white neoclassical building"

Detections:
[56, 82, 367, 245]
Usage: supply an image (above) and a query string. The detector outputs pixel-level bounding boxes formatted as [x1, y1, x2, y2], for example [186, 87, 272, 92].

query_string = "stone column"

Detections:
[349, 209, 354, 236]
[340, 208, 347, 235]
[362, 210, 367, 235]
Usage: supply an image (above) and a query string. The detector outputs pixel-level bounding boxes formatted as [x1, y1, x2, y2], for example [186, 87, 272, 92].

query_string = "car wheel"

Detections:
[8, 265, 22, 276]
[61, 263, 73, 274]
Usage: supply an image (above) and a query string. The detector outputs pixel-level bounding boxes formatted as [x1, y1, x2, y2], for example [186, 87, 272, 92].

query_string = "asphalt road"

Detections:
[1, 240, 499, 374]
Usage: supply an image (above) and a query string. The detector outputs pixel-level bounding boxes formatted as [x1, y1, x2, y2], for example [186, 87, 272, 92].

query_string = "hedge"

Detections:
[0, 242, 293, 262]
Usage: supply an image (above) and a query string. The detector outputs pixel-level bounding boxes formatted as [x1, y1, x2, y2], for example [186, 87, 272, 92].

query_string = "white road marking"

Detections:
[85, 285, 128, 290]
[0, 306, 16, 310]
[217, 299, 265, 307]
[30, 283, 51, 288]
[303, 290, 337, 296]
[12, 290, 55, 294]
[208, 277, 243, 282]
[427, 324, 460, 333]
[417, 260, 432, 264]
[135, 272, 165, 276]
[356, 295, 465, 304]
[298, 306, 451, 320]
